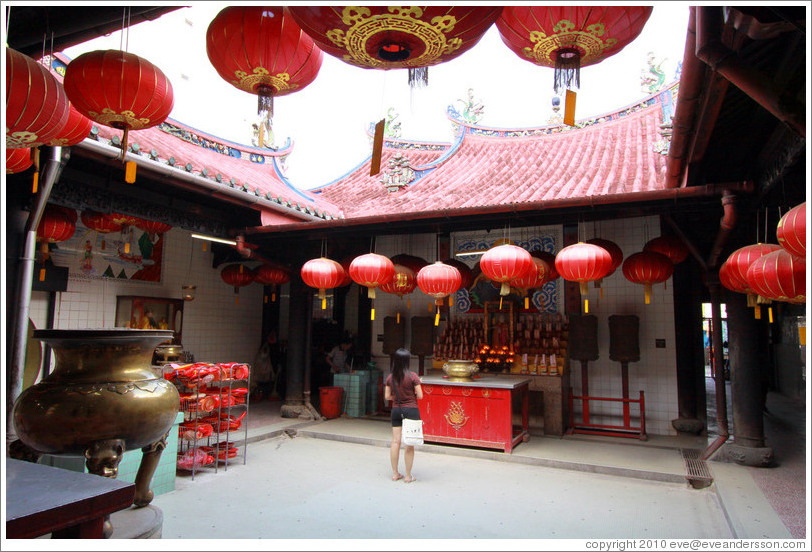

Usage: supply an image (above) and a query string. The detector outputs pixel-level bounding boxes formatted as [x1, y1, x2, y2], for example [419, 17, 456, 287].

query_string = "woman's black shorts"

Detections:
[391, 407, 420, 427]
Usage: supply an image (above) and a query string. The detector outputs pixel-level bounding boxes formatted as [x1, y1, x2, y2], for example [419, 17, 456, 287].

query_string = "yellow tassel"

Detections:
[799, 325, 807, 346]
[768, 307, 773, 324]
[272, 292, 277, 302]
[39, 268, 46, 281]
[564, 89, 577, 126]
[371, 307, 375, 321]
[124, 242, 130, 254]
[32, 172, 39, 194]
[585, 298, 589, 313]
[449, 295, 453, 307]
[264, 295, 268, 304]
[397, 312, 400, 324]
[125, 161, 137, 183]
[434, 310, 440, 326]
[644, 284, 652, 304]
[499, 296, 503, 309]
[525, 296, 529, 309]
[755, 305, 761, 319]
[322, 297, 326, 310]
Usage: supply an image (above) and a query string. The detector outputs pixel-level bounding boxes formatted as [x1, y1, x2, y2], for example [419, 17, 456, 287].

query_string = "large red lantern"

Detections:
[496, 6, 653, 94]
[417, 262, 462, 301]
[289, 6, 501, 86]
[349, 253, 395, 300]
[6, 148, 33, 174]
[555, 242, 614, 311]
[644, 235, 689, 265]
[6, 48, 70, 149]
[255, 264, 291, 302]
[44, 101, 94, 147]
[206, 6, 323, 133]
[776, 202, 806, 259]
[480, 244, 534, 296]
[301, 257, 346, 308]
[622, 251, 674, 304]
[36, 205, 76, 261]
[380, 264, 417, 298]
[719, 259, 745, 293]
[724, 243, 782, 307]
[64, 49, 174, 168]
[746, 249, 806, 305]
[221, 264, 255, 303]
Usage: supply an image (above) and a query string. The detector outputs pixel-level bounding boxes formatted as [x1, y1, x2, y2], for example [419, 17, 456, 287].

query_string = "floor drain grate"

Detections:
[682, 448, 713, 489]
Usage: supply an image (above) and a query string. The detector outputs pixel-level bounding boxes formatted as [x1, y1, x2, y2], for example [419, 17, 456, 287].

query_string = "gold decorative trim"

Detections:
[328, 6, 461, 69]
[523, 19, 618, 66]
[233, 68, 294, 94]
[444, 401, 470, 431]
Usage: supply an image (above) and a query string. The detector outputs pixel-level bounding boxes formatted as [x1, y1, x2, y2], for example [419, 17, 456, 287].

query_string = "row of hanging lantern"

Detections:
[7, 7, 174, 188]
[719, 203, 806, 321]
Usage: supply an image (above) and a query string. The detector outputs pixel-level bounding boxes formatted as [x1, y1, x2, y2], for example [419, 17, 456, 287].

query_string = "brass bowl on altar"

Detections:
[442, 359, 479, 381]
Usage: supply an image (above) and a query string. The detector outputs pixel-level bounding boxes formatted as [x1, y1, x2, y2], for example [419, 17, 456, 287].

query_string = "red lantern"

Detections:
[336, 258, 354, 287]
[496, 6, 653, 94]
[6, 48, 70, 149]
[255, 264, 291, 302]
[380, 264, 417, 298]
[776, 202, 806, 259]
[134, 219, 172, 235]
[644, 235, 689, 265]
[555, 242, 614, 303]
[417, 262, 462, 301]
[724, 243, 782, 306]
[509, 257, 551, 309]
[746, 249, 806, 304]
[301, 257, 346, 307]
[64, 50, 174, 162]
[80, 210, 123, 233]
[719, 259, 745, 293]
[44, 101, 94, 147]
[221, 264, 255, 295]
[289, 6, 501, 85]
[391, 254, 429, 276]
[36, 205, 76, 260]
[585, 237, 623, 294]
[622, 251, 674, 304]
[442, 258, 475, 290]
[6, 148, 33, 174]
[349, 253, 395, 300]
[206, 6, 322, 126]
[531, 250, 559, 283]
[480, 244, 534, 296]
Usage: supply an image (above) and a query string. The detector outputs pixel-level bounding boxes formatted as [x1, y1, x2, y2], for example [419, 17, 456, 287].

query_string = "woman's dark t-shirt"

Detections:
[385, 371, 421, 408]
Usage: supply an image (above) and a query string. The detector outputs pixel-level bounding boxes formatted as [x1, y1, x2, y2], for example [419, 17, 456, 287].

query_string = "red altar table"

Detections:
[418, 374, 531, 453]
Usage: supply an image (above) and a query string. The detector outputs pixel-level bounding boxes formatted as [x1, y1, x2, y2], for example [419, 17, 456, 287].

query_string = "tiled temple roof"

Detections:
[50, 53, 343, 223]
[314, 85, 677, 219]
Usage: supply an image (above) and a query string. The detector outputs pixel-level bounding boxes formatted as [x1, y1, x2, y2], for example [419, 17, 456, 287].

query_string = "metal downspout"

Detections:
[7, 146, 69, 444]
[695, 6, 805, 138]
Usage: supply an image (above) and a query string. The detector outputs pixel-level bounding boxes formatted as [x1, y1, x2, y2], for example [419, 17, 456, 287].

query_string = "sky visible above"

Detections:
[62, 3, 692, 190]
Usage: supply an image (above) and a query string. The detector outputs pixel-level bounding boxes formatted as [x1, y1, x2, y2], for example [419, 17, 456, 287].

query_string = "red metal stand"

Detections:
[567, 360, 647, 440]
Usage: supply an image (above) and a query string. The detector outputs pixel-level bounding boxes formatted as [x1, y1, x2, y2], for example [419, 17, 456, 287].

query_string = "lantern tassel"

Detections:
[368, 287, 376, 300]
[754, 305, 761, 319]
[554, 48, 580, 94]
[434, 306, 440, 327]
[500, 282, 510, 296]
[408, 67, 428, 88]
[525, 296, 529, 310]
[371, 306, 375, 321]
[120, 127, 129, 162]
[644, 283, 652, 304]
[584, 298, 589, 314]
[32, 148, 40, 193]
[397, 312, 400, 324]
[579, 281, 588, 297]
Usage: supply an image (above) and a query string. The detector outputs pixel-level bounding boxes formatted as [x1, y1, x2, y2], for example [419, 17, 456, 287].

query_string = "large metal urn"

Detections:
[11, 329, 180, 534]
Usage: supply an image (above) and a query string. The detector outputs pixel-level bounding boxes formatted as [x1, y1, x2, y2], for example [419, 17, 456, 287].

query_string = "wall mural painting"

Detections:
[48, 218, 165, 283]
[452, 227, 562, 315]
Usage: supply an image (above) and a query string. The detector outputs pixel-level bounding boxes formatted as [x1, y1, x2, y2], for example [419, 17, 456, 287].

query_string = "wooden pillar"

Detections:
[281, 273, 309, 417]
[727, 291, 768, 447]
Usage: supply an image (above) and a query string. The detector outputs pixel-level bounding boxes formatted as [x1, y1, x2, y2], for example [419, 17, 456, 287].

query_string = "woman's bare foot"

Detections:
[404, 475, 416, 483]
[392, 473, 404, 481]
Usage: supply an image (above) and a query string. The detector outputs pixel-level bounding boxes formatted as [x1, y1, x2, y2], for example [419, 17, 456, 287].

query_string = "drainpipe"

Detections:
[707, 190, 737, 269]
[7, 146, 69, 444]
[695, 6, 805, 138]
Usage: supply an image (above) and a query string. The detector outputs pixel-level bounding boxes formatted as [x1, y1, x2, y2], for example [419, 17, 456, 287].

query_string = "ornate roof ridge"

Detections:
[446, 80, 680, 137]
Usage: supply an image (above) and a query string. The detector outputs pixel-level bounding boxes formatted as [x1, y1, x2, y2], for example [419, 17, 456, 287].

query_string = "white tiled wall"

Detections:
[29, 228, 264, 371]
[567, 216, 679, 436]
[362, 217, 679, 436]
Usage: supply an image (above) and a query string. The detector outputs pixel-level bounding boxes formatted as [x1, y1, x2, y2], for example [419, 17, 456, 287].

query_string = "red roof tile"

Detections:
[315, 91, 673, 219]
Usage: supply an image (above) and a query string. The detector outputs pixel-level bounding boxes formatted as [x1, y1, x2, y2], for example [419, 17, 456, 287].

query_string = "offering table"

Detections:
[418, 374, 531, 453]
